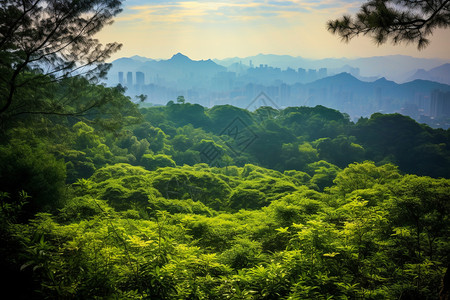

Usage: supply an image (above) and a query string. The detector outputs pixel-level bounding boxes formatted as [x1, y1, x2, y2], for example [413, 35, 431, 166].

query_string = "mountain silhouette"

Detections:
[407, 63, 450, 85]
[306, 72, 449, 97]
[169, 52, 191, 63]
[296, 72, 450, 118]
[214, 54, 446, 83]
[104, 54, 450, 126]
[107, 53, 226, 89]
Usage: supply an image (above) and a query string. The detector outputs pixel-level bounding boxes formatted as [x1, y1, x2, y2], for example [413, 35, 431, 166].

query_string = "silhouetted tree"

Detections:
[177, 96, 186, 104]
[328, 0, 450, 49]
[0, 0, 123, 120]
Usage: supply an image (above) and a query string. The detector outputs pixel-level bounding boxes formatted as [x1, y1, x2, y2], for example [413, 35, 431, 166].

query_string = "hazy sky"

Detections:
[97, 0, 450, 60]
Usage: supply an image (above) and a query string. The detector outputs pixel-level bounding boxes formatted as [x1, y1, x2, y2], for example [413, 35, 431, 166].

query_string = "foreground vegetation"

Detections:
[0, 79, 449, 299]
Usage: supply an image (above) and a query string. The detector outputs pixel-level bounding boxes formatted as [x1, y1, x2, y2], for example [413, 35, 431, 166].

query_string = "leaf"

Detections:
[20, 262, 33, 271]
[275, 227, 289, 234]
[323, 252, 340, 257]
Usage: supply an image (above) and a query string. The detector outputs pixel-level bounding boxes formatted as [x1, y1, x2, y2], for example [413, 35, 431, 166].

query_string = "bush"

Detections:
[141, 154, 176, 171]
[0, 140, 66, 216]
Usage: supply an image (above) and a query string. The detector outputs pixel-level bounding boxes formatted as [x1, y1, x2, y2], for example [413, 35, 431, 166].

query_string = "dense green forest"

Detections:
[1, 0, 448, 298]
[1, 75, 449, 299]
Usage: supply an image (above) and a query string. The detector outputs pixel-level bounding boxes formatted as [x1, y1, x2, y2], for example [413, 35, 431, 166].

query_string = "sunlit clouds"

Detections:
[97, 0, 450, 60]
[118, 0, 359, 24]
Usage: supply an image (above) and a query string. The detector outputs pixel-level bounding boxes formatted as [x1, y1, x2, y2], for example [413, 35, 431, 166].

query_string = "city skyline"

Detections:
[96, 0, 450, 62]
[106, 52, 450, 130]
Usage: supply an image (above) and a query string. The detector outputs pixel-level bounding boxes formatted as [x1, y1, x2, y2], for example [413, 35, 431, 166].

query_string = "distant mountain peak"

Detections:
[407, 63, 450, 85]
[331, 72, 359, 80]
[170, 53, 191, 61]
[312, 72, 367, 86]
[373, 77, 397, 85]
[129, 55, 152, 62]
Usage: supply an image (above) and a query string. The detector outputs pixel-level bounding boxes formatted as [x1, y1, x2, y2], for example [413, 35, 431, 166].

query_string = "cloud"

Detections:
[98, 0, 450, 61]
[116, 0, 361, 25]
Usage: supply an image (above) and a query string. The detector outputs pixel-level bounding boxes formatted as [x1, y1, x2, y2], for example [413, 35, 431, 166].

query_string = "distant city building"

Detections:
[298, 68, 306, 81]
[375, 87, 382, 102]
[118, 72, 124, 85]
[280, 83, 291, 104]
[430, 90, 450, 118]
[318, 68, 327, 79]
[212, 71, 235, 91]
[127, 71, 133, 87]
[308, 69, 317, 81]
[286, 67, 295, 74]
[414, 93, 430, 116]
[136, 72, 145, 86]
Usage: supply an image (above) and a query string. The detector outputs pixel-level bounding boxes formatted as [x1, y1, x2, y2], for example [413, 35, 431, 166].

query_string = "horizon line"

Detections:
[109, 52, 450, 63]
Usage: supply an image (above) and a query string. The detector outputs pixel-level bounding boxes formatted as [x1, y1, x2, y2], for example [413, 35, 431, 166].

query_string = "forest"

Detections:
[0, 76, 449, 299]
[1, 0, 449, 298]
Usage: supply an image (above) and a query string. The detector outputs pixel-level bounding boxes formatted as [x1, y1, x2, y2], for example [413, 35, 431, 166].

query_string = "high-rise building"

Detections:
[307, 69, 317, 81]
[298, 68, 306, 81]
[136, 72, 145, 86]
[318, 68, 327, 79]
[118, 72, 124, 85]
[430, 90, 450, 118]
[126, 72, 133, 87]
[375, 87, 383, 111]
[415, 93, 430, 116]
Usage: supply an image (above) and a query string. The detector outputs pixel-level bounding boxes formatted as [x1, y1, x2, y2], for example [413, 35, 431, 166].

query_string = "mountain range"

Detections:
[297, 72, 450, 120]
[107, 53, 449, 86]
[108, 53, 226, 89]
[213, 54, 448, 83]
[104, 53, 450, 128]
[407, 63, 450, 85]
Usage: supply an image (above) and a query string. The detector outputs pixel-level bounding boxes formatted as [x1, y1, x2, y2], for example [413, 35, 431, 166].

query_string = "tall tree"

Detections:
[0, 0, 122, 120]
[327, 0, 450, 49]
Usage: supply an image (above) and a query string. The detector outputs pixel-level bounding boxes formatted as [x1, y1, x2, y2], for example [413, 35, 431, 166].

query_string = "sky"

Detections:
[97, 0, 450, 61]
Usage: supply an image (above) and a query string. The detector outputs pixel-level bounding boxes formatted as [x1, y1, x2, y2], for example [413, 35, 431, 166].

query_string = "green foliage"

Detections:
[1, 87, 450, 299]
[58, 197, 112, 222]
[270, 190, 326, 227]
[151, 166, 232, 210]
[219, 238, 262, 269]
[90, 163, 151, 183]
[331, 161, 400, 196]
[229, 188, 266, 210]
[280, 142, 318, 170]
[141, 154, 176, 171]
[355, 113, 450, 178]
[0, 0, 122, 126]
[0, 139, 66, 216]
[1, 160, 448, 299]
[133, 123, 167, 152]
[314, 135, 365, 167]
[307, 160, 341, 191]
[207, 105, 254, 134]
[136, 104, 448, 178]
[167, 102, 210, 128]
